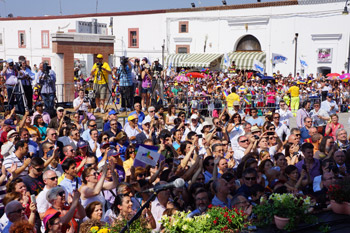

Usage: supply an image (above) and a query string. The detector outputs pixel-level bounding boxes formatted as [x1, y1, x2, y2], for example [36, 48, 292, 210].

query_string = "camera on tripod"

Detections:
[8, 61, 21, 71]
[120, 56, 129, 67]
[43, 63, 51, 77]
[97, 62, 103, 70]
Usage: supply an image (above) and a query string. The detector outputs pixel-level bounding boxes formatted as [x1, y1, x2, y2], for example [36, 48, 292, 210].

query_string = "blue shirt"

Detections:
[117, 66, 133, 87]
[300, 126, 311, 143]
[19, 67, 35, 86]
[103, 121, 123, 132]
[3, 221, 12, 233]
[28, 139, 39, 157]
[129, 111, 145, 129]
[59, 177, 81, 195]
[247, 117, 264, 127]
[82, 129, 91, 141]
[212, 195, 231, 209]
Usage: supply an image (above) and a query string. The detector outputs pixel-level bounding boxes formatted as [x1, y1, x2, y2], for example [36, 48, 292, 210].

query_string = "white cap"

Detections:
[190, 114, 198, 120]
[142, 118, 151, 125]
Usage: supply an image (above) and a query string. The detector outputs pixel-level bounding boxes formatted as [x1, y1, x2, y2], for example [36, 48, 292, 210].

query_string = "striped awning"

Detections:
[164, 54, 190, 68]
[180, 53, 223, 68]
[221, 52, 266, 70]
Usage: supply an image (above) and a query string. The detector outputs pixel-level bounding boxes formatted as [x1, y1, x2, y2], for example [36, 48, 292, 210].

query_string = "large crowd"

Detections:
[0, 54, 349, 233]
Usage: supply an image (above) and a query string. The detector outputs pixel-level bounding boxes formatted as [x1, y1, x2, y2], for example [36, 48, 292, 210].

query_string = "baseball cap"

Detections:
[77, 140, 88, 148]
[43, 212, 61, 230]
[6, 58, 13, 63]
[142, 118, 151, 125]
[7, 130, 19, 139]
[57, 107, 64, 111]
[100, 141, 110, 149]
[327, 93, 334, 98]
[35, 101, 44, 107]
[97, 54, 103, 59]
[190, 114, 198, 120]
[107, 148, 119, 157]
[233, 101, 240, 106]
[128, 115, 137, 122]
[4, 119, 16, 128]
[108, 109, 117, 115]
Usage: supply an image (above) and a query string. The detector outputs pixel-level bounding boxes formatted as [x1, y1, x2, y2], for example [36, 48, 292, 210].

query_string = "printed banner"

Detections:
[253, 60, 265, 73]
[134, 144, 161, 167]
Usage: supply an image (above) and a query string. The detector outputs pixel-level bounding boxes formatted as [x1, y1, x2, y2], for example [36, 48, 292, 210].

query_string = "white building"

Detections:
[0, 0, 349, 85]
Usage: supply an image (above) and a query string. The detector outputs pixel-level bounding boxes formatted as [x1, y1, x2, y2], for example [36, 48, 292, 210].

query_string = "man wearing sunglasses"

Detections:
[37, 170, 59, 219]
[21, 157, 45, 195]
[3, 200, 36, 233]
[236, 168, 258, 198]
[234, 135, 251, 166]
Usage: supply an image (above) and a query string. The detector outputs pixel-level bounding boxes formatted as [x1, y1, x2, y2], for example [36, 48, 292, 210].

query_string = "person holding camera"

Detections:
[1, 59, 19, 111]
[73, 89, 96, 121]
[18, 60, 35, 112]
[90, 54, 112, 113]
[151, 58, 164, 102]
[116, 56, 133, 112]
[35, 62, 56, 112]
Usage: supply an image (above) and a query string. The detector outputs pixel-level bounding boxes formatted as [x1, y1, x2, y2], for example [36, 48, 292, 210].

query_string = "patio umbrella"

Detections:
[186, 72, 205, 78]
[326, 73, 341, 77]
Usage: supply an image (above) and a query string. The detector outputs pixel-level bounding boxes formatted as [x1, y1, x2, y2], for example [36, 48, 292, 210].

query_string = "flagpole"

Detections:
[294, 33, 299, 77]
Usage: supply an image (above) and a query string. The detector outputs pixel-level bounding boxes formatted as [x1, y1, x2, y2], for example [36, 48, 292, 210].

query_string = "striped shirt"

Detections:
[3, 153, 28, 177]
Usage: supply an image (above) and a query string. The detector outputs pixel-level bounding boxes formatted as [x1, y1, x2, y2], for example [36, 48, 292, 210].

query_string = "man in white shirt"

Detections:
[151, 181, 170, 232]
[73, 89, 96, 120]
[234, 135, 250, 166]
[189, 114, 203, 136]
[276, 100, 293, 125]
[321, 93, 338, 116]
[37, 170, 58, 219]
[124, 114, 141, 144]
[272, 112, 290, 141]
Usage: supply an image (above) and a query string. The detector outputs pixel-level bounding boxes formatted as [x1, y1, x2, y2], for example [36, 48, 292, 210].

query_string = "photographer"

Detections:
[1, 59, 19, 111]
[90, 54, 112, 113]
[151, 58, 164, 103]
[18, 60, 35, 111]
[116, 56, 133, 112]
[35, 62, 56, 112]
[73, 89, 96, 121]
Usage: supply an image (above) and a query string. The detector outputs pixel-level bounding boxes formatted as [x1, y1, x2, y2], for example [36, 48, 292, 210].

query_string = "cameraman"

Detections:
[116, 56, 133, 112]
[90, 54, 111, 113]
[35, 62, 56, 111]
[73, 89, 96, 121]
[151, 58, 164, 102]
[18, 60, 35, 111]
[1, 59, 18, 111]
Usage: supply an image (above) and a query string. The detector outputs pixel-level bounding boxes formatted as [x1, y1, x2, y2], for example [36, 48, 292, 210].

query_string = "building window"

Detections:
[18, 31, 26, 48]
[42, 57, 51, 66]
[179, 21, 189, 33]
[128, 28, 139, 48]
[176, 45, 190, 54]
[41, 30, 50, 48]
[236, 35, 261, 51]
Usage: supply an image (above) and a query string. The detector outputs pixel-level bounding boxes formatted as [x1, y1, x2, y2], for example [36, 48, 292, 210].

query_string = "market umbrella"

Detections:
[186, 72, 205, 78]
[326, 73, 341, 77]
[327, 76, 339, 80]
[261, 76, 275, 80]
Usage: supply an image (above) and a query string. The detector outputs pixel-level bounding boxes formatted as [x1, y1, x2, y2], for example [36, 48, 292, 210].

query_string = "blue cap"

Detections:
[327, 93, 334, 97]
[4, 119, 16, 128]
[77, 140, 88, 148]
[107, 148, 119, 157]
[108, 109, 117, 115]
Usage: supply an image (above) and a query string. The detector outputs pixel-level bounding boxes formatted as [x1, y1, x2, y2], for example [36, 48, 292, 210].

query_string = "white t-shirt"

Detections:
[73, 96, 89, 112]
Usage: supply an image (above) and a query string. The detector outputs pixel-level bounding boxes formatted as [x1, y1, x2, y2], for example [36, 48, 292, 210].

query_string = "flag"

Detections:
[223, 90, 228, 98]
[300, 58, 308, 68]
[223, 77, 229, 83]
[251, 90, 255, 96]
[297, 80, 306, 85]
[167, 60, 172, 76]
[244, 98, 249, 104]
[134, 145, 161, 167]
[271, 53, 288, 64]
[253, 60, 265, 73]
[223, 53, 230, 69]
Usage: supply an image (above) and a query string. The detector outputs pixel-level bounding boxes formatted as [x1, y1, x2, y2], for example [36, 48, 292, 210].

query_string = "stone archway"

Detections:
[235, 35, 261, 52]
[52, 33, 114, 102]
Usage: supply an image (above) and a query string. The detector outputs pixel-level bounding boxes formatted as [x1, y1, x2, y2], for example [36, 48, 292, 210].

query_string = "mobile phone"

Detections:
[75, 178, 79, 190]
[30, 194, 36, 205]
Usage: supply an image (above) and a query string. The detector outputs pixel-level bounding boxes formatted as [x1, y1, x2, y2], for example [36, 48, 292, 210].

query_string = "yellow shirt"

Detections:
[288, 86, 300, 97]
[226, 93, 240, 107]
[91, 62, 111, 85]
[123, 158, 135, 173]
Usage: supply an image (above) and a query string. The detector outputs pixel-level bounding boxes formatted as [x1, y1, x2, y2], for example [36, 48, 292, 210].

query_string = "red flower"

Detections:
[213, 220, 217, 224]
[221, 228, 224, 232]
[224, 212, 228, 217]
[228, 218, 232, 223]
[216, 217, 219, 220]
[224, 226, 228, 230]
[208, 204, 213, 209]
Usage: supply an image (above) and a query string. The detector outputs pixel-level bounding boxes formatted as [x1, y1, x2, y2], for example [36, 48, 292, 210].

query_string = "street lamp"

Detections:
[294, 33, 299, 77]
[343, 0, 349, 15]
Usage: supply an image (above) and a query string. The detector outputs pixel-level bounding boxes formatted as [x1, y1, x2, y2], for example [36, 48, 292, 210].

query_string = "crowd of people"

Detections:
[0, 55, 349, 233]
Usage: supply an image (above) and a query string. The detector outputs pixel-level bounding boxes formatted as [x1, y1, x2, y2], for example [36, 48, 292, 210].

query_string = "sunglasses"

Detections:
[58, 191, 65, 197]
[70, 149, 74, 152]
[295, 134, 301, 137]
[239, 139, 249, 143]
[47, 176, 58, 181]
[244, 177, 256, 181]
[137, 173, 146, 178]
[34, 167, 44, 172]
[273, 117, 280, 119]
[89, 172, 99, 177]
[129, 150, 135, 153]
[89, 124, 97, 127]
[85, 163, 95, 168]
[102, 137, 109, 141]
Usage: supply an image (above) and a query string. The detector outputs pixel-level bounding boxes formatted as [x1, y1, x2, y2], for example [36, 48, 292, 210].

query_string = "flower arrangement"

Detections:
[161, 205, 250, 233]
[90, 225, 110, 233]
[327, 177, 350, 203]
[109, 218, 150, 233]
[253, 193, 314, 231]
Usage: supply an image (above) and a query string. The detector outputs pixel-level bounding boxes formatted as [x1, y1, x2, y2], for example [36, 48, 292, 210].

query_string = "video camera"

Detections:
[43, 62, 51, 76]
[8, 61, 21, 71]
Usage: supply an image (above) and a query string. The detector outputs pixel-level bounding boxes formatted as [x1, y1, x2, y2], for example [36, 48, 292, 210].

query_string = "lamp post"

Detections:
[294, 33, 298, 77]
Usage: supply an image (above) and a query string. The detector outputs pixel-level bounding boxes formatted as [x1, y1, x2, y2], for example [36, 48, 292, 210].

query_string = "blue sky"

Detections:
[0, 0, 279, 17]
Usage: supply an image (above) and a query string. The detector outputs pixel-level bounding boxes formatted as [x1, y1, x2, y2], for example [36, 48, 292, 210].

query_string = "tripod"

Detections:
[7, 79, 28, 114]
[96, 66, 119, 113]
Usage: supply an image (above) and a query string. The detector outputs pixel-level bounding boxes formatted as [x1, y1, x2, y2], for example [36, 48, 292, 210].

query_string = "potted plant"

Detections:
[328, 177, 350, 215]
[253, 193, 313, 231]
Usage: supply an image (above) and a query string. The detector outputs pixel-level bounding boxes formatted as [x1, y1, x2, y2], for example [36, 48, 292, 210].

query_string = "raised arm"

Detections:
[81, 164, 107, 198]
